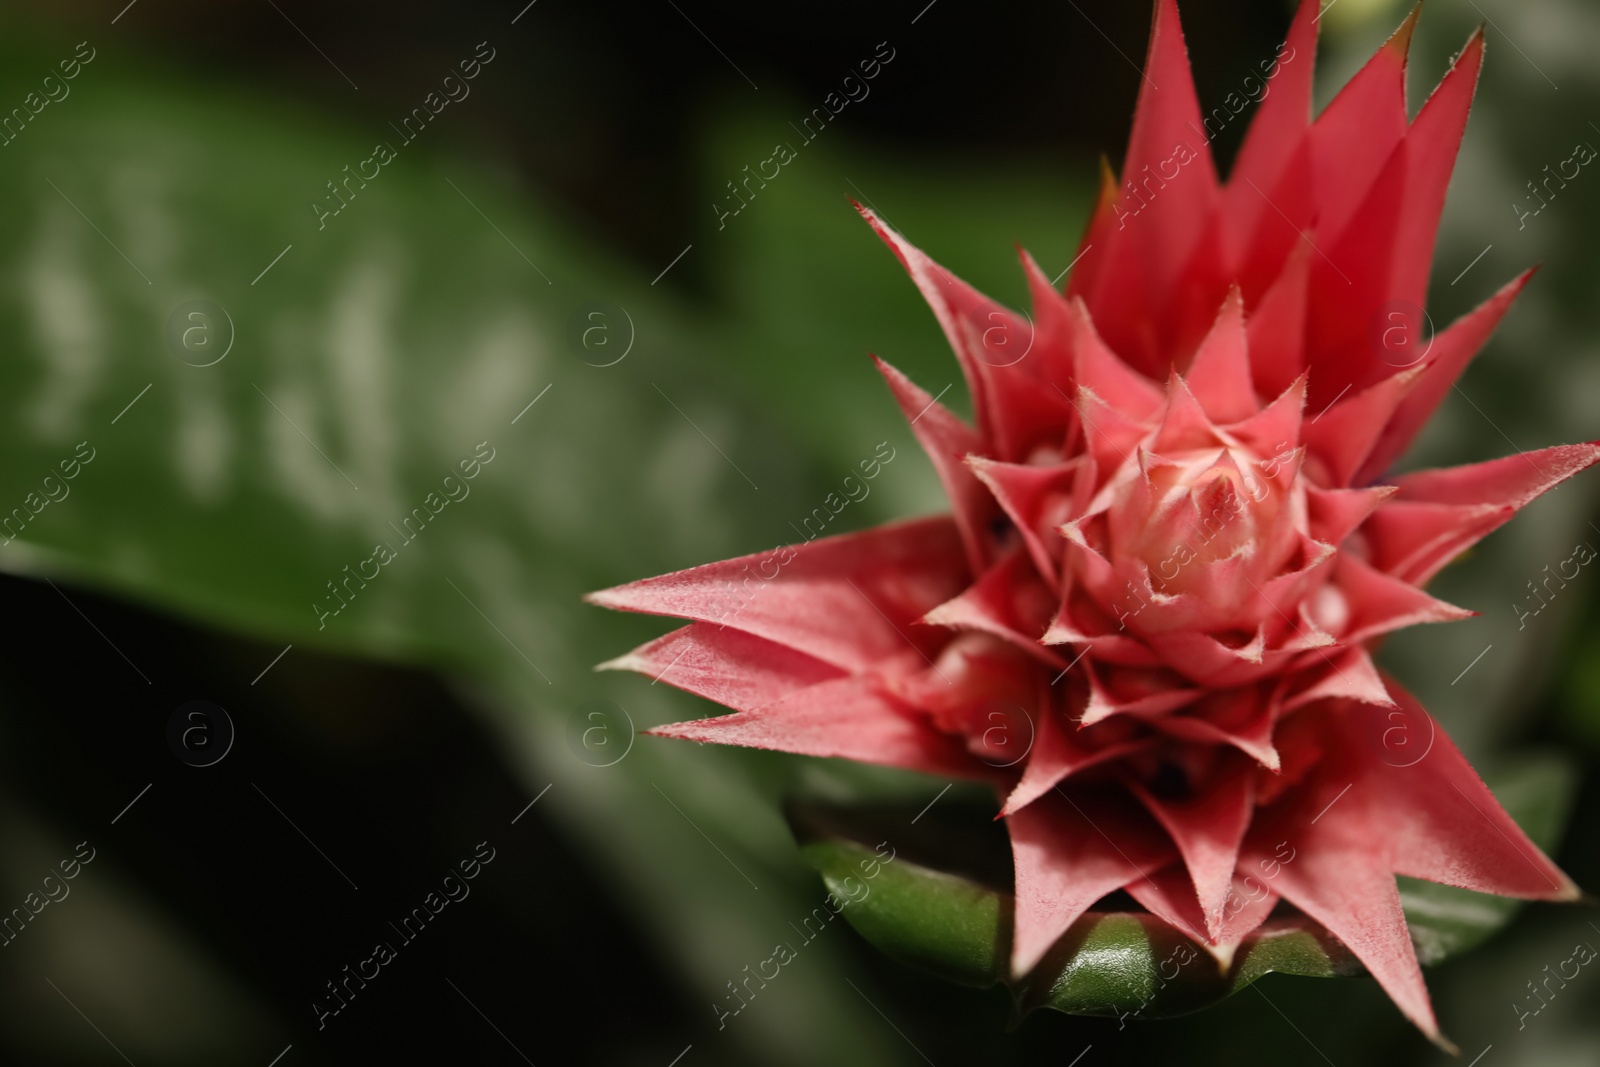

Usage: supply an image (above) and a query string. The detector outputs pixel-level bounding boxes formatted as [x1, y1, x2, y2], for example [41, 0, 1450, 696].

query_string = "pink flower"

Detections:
[591, 0, 1596, 1042]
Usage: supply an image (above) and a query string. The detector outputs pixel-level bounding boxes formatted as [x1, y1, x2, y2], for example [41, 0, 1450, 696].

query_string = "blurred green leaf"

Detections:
[0, 19, 1095, 1066]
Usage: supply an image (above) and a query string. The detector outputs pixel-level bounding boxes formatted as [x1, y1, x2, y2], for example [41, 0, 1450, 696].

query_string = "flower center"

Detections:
[1108, 447, 1294, 600]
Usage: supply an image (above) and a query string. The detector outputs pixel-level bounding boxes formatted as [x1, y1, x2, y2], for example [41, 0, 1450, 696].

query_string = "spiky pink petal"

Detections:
[588, 516, 969, 670]
[1009, 791, 1175, 976]
[647, 672, 985, 780]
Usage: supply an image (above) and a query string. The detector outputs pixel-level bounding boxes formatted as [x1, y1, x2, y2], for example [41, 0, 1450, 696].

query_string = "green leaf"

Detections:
[790, 754, 1578, 1020]
[1027, 913, 1357, 1020]
[802, 836, 1008, 988]
[0, 22, 1092, 1064]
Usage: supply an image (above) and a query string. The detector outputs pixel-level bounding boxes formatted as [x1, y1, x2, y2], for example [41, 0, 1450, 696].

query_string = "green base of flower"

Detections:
[790, 753, 1576, 1022]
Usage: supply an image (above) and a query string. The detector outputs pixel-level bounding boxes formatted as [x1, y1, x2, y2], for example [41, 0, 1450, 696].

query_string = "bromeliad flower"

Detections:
[591, 0, 1597, 1042]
